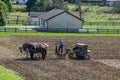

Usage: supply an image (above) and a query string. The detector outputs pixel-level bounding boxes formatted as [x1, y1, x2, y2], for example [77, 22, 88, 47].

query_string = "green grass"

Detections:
[0, 32, 120, 36]
[7, 12, 28, 20]
[12, 4, 26, 12]
[0, 66, 25, 80]
[6, 12, 29, 26]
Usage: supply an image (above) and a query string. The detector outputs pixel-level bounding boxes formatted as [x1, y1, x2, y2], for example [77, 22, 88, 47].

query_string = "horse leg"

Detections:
[26, 48, 29, 59]
[42, 49, 47, 60]
[30, 52, 34, 60]
[35, 53, 37, 60]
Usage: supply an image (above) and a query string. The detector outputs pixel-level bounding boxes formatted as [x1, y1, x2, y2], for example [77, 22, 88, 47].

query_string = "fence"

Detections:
[0, 27, 78, 33]
[84, 22, 120, 26]
[6, 20, 120, 28]
[0, 27, 120, 34]
[6, 20, 29, 25]
[97, 29, 120, 34]
[6, 15, 29, 25]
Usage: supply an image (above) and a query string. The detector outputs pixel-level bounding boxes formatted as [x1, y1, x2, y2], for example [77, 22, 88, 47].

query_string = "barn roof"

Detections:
[39, 9, 64, 20]
[39, 9, 84, 21]
[29, 12, 46, 17]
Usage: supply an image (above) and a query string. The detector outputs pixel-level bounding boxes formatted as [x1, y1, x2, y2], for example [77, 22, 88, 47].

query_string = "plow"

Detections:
[55, 43, 91, 60]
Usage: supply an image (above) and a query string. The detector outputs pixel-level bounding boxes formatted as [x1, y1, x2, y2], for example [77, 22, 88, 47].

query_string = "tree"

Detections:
[0, 0, 8, 26]
[30, 0, 68, 12]
[52, 0, 68, 10]
[26, 0, 37, 11]
[75, 0, 82, 18]
[32, 0, 54, 12]
[112, 1, 120, 13]
[2, 0, 12, 12]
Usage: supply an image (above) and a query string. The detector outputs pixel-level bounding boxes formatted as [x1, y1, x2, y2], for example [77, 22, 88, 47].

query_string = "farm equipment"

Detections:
[55, 43, 91, 60]
[67, 43, 90, 60]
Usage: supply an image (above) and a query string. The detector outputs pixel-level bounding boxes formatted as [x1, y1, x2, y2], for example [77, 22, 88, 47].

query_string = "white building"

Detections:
[40, 9, 83, 28]
[17, 0, 28, 4]
[29, 9, 84, 32]
[29, 12, 45, 26]
[104, 0, 120, 6]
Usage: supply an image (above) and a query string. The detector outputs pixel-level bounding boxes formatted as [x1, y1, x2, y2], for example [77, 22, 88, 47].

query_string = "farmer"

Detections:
[40, 43, 49, 60]
[58, 38, 64, 54]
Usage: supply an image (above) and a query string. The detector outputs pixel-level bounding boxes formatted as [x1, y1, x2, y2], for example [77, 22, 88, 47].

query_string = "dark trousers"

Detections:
[59, 45, 63, 54]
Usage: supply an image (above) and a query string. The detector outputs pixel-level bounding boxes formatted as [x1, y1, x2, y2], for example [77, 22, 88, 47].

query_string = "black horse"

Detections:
[19, 43, 48, 60]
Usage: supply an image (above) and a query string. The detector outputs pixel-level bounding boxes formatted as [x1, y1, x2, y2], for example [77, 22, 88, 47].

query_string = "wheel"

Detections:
[84, 55, 90, 60]
[68, 53, 74, 59]
[64, 52, 74, 59]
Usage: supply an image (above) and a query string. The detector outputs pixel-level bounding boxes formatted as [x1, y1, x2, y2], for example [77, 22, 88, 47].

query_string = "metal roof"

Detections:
[29, 12, 46, 17]
[39, 9, 64, 20]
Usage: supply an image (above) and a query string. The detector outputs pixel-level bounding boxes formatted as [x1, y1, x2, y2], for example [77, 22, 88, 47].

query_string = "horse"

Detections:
[19, 42, 49, 60]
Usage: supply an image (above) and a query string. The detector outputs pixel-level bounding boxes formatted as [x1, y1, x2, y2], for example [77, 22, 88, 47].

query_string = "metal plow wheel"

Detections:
[84, 55, 90, 60]
[65, 52, 74, 59]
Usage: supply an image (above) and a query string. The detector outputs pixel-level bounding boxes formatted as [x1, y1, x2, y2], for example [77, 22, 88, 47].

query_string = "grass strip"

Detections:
[0, 66, 25, 80]
[0, 32, 120, 36]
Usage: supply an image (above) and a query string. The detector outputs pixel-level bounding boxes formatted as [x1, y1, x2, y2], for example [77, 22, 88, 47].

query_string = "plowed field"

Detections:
[0, 36, 120, 80]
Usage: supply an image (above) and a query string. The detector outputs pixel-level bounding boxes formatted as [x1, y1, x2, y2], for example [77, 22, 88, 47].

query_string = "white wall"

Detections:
[46, 12, 83, 29]
[30, 17, 40, 25]
[18, 0, 28, 4]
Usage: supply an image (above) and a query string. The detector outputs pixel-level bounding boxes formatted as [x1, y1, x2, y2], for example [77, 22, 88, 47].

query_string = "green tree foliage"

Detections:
[32, 0, 54, 11]
[112, 1, 120, 13]
[26, 0, 68, 12]
[0, 0, 8, 26]
[26, 0, 37, 11]
[52, 0, 68, 10]
[0, 11, 6, 26]
[2, 0, 12, 12]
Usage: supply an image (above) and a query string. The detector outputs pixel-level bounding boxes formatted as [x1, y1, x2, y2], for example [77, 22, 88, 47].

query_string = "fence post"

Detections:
[4, 28, 6, 32]
[8, 20, 10, 24]
[47, 28, 48, 32]
[15, 28, 17, 33]
[117, 29, 119, 34]
[22, 20, 24, 25]
[112, 22, 114, 26]
[87, 29, 89, 33]
[67, 28, 68, 33]
[107, 29, 109, 34]
[57, 28, 58, 33]
[16, 16, 19, 25]
[25, 28, 27, 32]
[97, 29, 99, 33]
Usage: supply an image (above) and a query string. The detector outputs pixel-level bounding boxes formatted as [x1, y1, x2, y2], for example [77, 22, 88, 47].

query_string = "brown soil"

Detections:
[0, 36, 120, 80]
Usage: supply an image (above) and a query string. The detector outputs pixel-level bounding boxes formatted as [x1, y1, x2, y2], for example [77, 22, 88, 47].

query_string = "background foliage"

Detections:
[0, 0, 8, 26]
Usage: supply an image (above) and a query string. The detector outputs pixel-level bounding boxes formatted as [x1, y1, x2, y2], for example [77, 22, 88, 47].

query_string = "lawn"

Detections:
[0, 32, 120, 36]
[0, 66, 25, 80]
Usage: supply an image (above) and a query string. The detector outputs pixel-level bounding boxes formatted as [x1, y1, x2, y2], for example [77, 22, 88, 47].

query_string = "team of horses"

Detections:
[19, 43, 49, 60]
